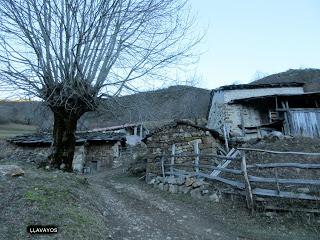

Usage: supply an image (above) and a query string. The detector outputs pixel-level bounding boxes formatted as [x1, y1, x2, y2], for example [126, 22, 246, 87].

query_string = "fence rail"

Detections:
[152, 145, 320, 212]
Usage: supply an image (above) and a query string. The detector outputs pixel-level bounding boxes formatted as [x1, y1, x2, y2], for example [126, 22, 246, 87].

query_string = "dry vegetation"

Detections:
[0, 140, 319, 239]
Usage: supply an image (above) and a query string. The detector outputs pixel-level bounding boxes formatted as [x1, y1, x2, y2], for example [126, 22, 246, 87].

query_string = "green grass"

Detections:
[0, 123, 37, 138]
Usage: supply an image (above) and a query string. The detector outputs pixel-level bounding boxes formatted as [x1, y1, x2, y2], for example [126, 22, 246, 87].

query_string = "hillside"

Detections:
[251, 68, 320, 92]
[0, 85, 211, 131]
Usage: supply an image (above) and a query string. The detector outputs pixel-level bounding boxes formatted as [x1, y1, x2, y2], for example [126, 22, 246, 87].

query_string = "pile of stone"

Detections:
[147, 175, 221, 202]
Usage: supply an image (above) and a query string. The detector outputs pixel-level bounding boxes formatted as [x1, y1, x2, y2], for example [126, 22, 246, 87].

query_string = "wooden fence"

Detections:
[153, 144, 320, 212]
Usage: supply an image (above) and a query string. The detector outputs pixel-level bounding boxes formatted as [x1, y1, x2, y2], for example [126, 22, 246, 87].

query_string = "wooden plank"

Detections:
[161, 156, 165, 178]
[241, 153, 254, 212]
[197, 172, 245, 189]
[252, 188, 320, 201]
[194, 140, 200, 176]
[247, 163, 320, 169]
[262, 206, 320, 214]
[223, 124, 229, 152]
[162, 163, 242, 174]
[210, 148, 240, 177]
[154, 153, 241, 161]
[237, 147, 320, 156]
[248, 176, 320, 186]
[170, 144, 175, 177]
[240, 111, 246, 137]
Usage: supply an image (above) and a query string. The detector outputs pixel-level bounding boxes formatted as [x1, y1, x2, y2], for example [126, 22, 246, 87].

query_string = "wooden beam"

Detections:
[237, 147, 320, 156]
[241, 153, 254, 212]
[247, 163, 320, 169]
[210, 148, 240, 177]
[154, 153, 242, 161]
[161, 163, 243, 175]
[194, 140, 200, 176]
[248, 176, 320, 186]
[197, 172, 245, 189]
[252, 188, 320, 201]
[170, 144, 175, 177]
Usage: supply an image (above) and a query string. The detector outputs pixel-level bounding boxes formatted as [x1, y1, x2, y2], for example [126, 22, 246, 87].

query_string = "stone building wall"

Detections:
[207, 86, 304, 137]
[85, 142, 121, 171]
[145, 123, 223, 176]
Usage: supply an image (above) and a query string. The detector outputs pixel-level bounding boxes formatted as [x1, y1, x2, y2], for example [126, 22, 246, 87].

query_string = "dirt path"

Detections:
[89, 171, 236, 240]
[87, 169, 319, 240]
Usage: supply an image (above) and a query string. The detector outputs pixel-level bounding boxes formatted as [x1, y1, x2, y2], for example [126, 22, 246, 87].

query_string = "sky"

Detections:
[189, 0, 320, 89]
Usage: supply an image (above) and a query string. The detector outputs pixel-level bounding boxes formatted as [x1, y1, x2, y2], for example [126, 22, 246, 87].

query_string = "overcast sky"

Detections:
[189, 0, 320, 89]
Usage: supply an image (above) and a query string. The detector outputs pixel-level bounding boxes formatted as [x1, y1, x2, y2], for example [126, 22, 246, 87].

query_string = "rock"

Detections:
[201, 189, 209, 195]
[148, 178, 156, 185]
[166, 176, 177, 184]
[190, 188, 202, 199]
[145, 173, 157, 183]
[181, 186, 192, 194]
[158, 183, 164, 191]
[156, 176, 164, 183]
[169, 184, 178, 193]
[192, 179, 205, 188]
[296, 187, 310, 193]
[267, 131, 284, 140]
[72, 146, 85, 172]
[176, 176, 186, 185]
[265, 212, 277, 218]
[163, 184, 169, 191]
[209, 193, 220, 202]
[60, 163, 66, 170]
[185, 177, 196, 187]
[0, 165, 24, 177]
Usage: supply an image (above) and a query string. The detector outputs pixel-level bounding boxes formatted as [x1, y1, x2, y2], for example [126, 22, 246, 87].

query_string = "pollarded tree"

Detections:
[0, 0, 200, 171]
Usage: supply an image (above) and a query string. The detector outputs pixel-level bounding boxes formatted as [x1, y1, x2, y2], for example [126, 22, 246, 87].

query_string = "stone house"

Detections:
[86, 123, 149, 146]
[207, 83, 320, 139]
[143, 120, 224, 176]
[9, 132, 126, 172]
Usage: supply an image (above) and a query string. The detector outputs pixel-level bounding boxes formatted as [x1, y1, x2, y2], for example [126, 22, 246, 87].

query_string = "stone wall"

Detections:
[145, 123, 223, 176]
[85, 142, 120, 171]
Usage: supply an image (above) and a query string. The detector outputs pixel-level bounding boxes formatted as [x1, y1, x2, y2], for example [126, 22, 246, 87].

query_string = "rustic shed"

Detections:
[143, 120, 224, 176]
[206, 83, 320, 139]
[85, 123, 149, 145]
[9, 131, 126, 172]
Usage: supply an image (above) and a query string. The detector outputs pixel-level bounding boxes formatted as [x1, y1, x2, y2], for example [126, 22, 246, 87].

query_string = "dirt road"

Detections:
[88, 170, 318, 240]
[90, 173, 233, 240]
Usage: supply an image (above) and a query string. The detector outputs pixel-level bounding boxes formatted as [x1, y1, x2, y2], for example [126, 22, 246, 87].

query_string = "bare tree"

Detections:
[0, 0, 200, 171]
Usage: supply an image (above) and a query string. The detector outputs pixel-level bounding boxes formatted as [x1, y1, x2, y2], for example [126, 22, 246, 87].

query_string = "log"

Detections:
[194, 140, 200, 176]
[238, 148, 320, 156]
[261, 205, 320, 214]
[252, 188, 320, 201]
[247, 163, 320, 169]
[241, 153, 254, 213]
[248, 176, 320, 186]
[210, 148, 240, 177]
[197, 172, 245, 189]
[161, 157, 165, 178]
[153, 153, 241, 161]
[161, 163, 242, 175]
[170, 144, 175, 177]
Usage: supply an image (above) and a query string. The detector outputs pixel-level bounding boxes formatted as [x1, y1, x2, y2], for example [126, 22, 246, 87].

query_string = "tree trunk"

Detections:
[49, 110, 78, 172]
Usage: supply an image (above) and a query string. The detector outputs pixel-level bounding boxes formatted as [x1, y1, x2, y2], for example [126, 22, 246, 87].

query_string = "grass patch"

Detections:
[0, 123, 37, 139]
[0, 168, 108, 240]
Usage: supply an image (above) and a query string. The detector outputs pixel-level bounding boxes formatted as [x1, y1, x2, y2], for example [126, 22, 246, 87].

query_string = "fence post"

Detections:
[161, 156, 165, 179]
[170, 144, 175, 177]
[241, 151, 254, 214]
[194, 140, 200, 178]
[223, 124, 230, 152]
